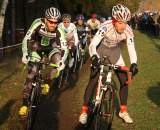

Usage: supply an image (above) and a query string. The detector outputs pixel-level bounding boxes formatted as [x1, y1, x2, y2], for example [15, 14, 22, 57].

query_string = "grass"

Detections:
[0, 54, 25, 130]
[112, 31, 160, 130]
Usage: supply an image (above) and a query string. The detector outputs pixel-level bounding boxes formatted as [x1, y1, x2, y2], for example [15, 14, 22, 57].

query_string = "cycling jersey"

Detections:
[22, 18, 67, 56]
[75, 22, 89, 39]
[89, 20, 137, 65]
[87, 19, 100, 30]
[74, 22, 89, 49]
[58, 22, 79, 46]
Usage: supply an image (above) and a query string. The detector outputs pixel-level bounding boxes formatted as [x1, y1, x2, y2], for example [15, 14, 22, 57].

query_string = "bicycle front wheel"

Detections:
[95, 85, 115, 130]
[78, 54, 84, 71]
[26, 84, 41, 130]
[56, 70, 64, 89]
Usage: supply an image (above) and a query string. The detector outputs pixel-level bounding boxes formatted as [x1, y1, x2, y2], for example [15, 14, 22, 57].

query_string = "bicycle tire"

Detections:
[78, 53, 84, 71]
[84, 85, 97, 128]
[63, 64, 70, 85]
[26, 84, 41, 130]
[72, 55, 78, 73]
[56, 70, 64, 89]
[95, 85, 115, 130]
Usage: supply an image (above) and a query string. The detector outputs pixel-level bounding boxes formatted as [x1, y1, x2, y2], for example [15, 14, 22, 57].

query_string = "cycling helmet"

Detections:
[62, 14, 71, 21]
[76, 14, 85, 20]
[112, 4, 131, 22]
[100, 17, 106, 22]
[45, 7, 61, 20]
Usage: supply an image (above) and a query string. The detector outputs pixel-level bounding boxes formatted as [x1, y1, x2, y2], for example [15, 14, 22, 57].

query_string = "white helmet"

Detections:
[112, 4, 131, 22]
[45, 7, 61, 20]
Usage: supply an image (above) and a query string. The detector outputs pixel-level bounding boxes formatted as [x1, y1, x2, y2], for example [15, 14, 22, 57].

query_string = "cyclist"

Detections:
[19, 7, 68, 116]
[58, 14, 79, 69]
[79, 4, 138, 124]
[74, 14, 90, 52]
[87, 13, 100, 37]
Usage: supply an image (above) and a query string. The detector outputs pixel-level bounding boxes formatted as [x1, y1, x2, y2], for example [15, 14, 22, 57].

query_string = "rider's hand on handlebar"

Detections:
[91, 55, 100, 68]
[57, 60, 65, 71]
[22, 54, 28, 64]
[130, 63, 138, 76]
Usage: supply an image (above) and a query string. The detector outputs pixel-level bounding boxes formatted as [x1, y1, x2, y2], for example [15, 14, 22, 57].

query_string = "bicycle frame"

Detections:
[94, 64, 114, 109]
[94, 62, 132, 111]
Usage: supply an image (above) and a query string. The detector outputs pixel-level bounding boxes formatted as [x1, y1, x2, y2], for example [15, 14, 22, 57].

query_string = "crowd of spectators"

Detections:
[130, 11, 160, 37]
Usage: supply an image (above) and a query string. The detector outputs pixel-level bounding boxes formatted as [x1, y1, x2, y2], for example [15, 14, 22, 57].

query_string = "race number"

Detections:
[98, 26, 107, 37]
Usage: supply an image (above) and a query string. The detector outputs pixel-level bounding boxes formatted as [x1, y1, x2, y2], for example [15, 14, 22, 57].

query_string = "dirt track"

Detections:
[32, 61, 92, 130]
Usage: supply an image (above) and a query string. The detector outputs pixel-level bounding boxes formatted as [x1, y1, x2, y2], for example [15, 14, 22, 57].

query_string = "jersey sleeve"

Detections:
[125, 25, 137, 64]
[22, 18, 41, 55]
[58, 26, 68, 63]
[72, 23, 79, 46]
[58, 26, 67, 48]
[89, 26, 107, 57]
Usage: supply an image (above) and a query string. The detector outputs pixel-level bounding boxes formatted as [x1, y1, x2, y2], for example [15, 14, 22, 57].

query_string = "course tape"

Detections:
[0, 43, 21, 50]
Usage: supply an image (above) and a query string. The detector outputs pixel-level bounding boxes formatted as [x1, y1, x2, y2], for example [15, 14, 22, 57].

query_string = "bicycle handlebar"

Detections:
[100, 55, 133, 86]
[27, 56, 59, 68]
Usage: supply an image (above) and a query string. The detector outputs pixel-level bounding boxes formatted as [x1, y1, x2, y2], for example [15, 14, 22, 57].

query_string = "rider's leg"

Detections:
[79, 67, 99, 124]
[84, 68, 100, 106]
[116, 71, 128, 110]
[49, 52, 62, 80]
[116, 71, 133, 123]
[45, 50, 62, 85]
[19, 64, 38, 116]
[19, 41, 42, 116]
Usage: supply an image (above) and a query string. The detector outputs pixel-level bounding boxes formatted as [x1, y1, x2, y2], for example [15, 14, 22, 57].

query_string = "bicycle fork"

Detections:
[94, 66, 113, 108]
[94, 65, 104, 108]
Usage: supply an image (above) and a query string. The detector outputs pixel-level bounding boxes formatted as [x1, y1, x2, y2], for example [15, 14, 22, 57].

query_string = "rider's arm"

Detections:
[89, 26, 106, 57]
[61, 43, 68, 63]
[22, 18, 42, 56]
[125, 26, 137, 64]
[72, 23, 79, 46]
[58, 27, 69, 62]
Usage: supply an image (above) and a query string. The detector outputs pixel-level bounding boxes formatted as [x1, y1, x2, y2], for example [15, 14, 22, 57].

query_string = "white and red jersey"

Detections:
[89, 20, 137, 65]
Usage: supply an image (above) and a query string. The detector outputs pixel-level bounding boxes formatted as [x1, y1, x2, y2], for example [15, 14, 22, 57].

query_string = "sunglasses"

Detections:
[47, 19, 58, 24]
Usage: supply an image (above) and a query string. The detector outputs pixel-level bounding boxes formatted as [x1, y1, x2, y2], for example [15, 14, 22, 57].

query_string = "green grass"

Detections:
[0, 54, 25, 130]
[112, 31, 160, 130]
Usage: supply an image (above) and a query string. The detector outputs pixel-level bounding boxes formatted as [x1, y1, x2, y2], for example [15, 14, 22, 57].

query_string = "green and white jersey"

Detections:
[22, 18, 67, 55]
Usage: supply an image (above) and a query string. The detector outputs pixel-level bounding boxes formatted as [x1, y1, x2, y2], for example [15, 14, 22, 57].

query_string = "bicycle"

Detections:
[25, 56, 63, 130]
[86, 56, 132, 130]
[78, 32, 88, 71]
[25, 60, 45, 130]
[55, 51, 70, 89]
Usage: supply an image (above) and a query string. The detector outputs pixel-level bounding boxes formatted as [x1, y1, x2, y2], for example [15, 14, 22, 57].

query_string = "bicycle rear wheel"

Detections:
[95, 85, 115, 130]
